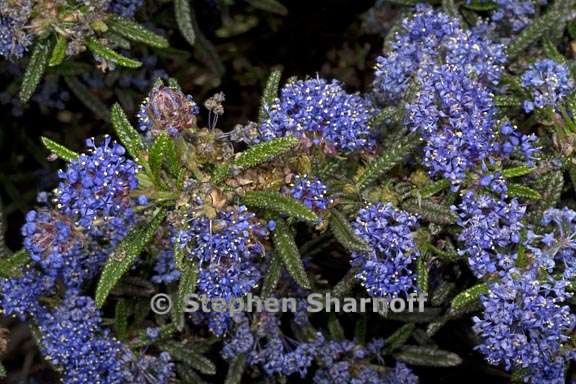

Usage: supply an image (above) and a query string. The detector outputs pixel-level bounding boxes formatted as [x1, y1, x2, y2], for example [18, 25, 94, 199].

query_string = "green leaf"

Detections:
[402, 199, 458, 224]
[49, 35, 68, 67]
[258, 68, 283, 123]
[395, 346, 462, 367]
[260, 252, 283, 298]
[508, 184, 542, 200]
[41, 137, 79, 162]
[175, 0, 196, 46]
[234, 136, 298, 170]
[272, 219, 311, 289]
[415, 179, 451, 199]
[369, 106, 400, 129]
[416, 255, 428, 294]
[330, 268, 358, 298]
[176, 366, 209, 384]
[355, 316, 367, 344]
[449, 283, 489, 314]
[149, 133, 170, 187]
[462, 0, 496, 10]
[328, 313, 345, 340]
[502, 165, 536, 178]
[64, 76, 111, 121]
[245, 0, 288, 15]
[161, 341, 216, 375]
[224, 354, 246, 384]
[111, 103, 145, 161]
[107, 15, 169, 48]
[358, 135, 419, 191]
[384, 324, 415, 354]
[114, 299, 129, 340]
[0, 249, 29, 278]
[0, 362, 5, 378]
[85, 37, 142, 68]
[542, 38, 566, 64]
[174, 263, 198, 330]
[329, 209, 371, 252]
[95, 209, 166, 307]
[20, 39, 51, 103]
[241, 191, 318, 223]
[507, 6, 564, 59]
[493, 95, 522, 108]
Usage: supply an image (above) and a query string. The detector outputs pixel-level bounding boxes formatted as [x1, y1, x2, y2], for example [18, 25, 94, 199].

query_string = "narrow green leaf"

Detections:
[369, 106, 399, 129]
[272, 219, 311, 289]
[241, 191, 318, 223]
[328, 312, 345, 340]
[441, 0, 459, 18]
[0, 249, 29, 278]
[175, 0, 196, 46]
[161, 341, 216, 375]
[225, 354, 246, 384]
[95, 209, 166, 307]
[507, 6, 563, 59]
[64, 76, 111, 121]
[234, 136, 298, 170]
[20, 39, 51, 103]
[384, 324, 415, 354]
[107, 15, 169, 48]
[330, 268, 358, 298]
[402, 199, 457, 224]
[114, 299, 129, 340]
[493, 95, 522, 108]
[149, 133, 170, 186]
[0, 363, 5, 378]
[86, 37, 142, 68]
[49, 35, 67, 67]
[111, 103, 144, 161]
[508, 184, 542, 200]
[502, 165, 536, 178]
[260, 253, 283, 298]
[462, 0, 496, 10]
[355, 316, 367, 344]
[395, 346, 462, 367]
[258, 68, 283, 123]
[431, 281, 456, 306]
[449, 283, 489, 313]
[177, 365, 209, 384]
[415, 179, 451, 199]
[416, 255, 428, 294]
[542, 38, 566, 64]
[41, 137, 79, 162]
[246, 0, 288, 15]
[358, 135, 419, 191]
[425, 243, 459, 262]
[329, 209, 371, 252]
[175, 263, 198, 330]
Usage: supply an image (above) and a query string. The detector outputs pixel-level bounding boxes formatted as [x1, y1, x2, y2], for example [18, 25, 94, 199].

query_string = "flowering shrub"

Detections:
[2, 0, 576, 383]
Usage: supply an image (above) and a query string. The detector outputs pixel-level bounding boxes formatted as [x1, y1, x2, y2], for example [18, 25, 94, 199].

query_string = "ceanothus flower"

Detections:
[472, 270, 575, 383]
[0, 268, 55, 320]
[56, 136, 142, 235]
[0, 15, 32, 59]
[288, 175, 332, 211]
[455, 192, 526, 278]
[121, 351, 175, 384]
[470, 0, 548, 32]
[257, 78, 376, 153]
[109, 0, 144, 18]
[521, 59, 573, 113]
[351, 202, 419, 297]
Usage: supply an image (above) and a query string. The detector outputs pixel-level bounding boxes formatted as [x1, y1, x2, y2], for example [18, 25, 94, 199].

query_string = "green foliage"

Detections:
[369, 106, 400, 129]
[416, 255, 429, 294]
[0, 250, 29, 278]
[246, 0, 288, 15]
[161, 341, 216, 375]
[395, 346, 462, 367]
[85, 37, 142, 68]
[111, 103, 145, 161]
[114, 299, 129, 340]
[49, 35, 67, 67]
[260, 253, 283, 298]
[462, 0, 497, 10]
[20, 39, 52, 103]
[329, 209, 371, 252]
[241, 191, 319, 223]
[328, 313, 345, 340]
[41, 137, 80, 162]
[107, 16, 169, 48]
[416, 179, 451, 199]
[272, 219, 311, 289]
[175, 0, 196, 46]
[493, 95, 522, 108]
[175, 263, 198, 330]
[224, 354, 246, 384]
[502, 165, 536, 178]
[384, 324, 415, 354]
[402, 199, 458, 224]
[234, 136, 299, 169]
[149, 133, 171, 187]
[449, 283, 489, 314]
[95, 209, 166, 307]
[258, 68, 283, 123]
[64, 76, 111, 121]
[507, 184, 542, 200]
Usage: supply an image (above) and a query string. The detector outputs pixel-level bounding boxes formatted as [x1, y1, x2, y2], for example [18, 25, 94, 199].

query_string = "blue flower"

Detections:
[256, 78, 376, 153]
[109, 0, 144, 18]
[288, 175, 332, 211]
[521, 59, 573, 113]
[0, 15, 32, 60]
[0, 268, 55, 320]
[473, 270, 575, 383]
[351, 202, 419, 297]
[56, 136, 141, 234]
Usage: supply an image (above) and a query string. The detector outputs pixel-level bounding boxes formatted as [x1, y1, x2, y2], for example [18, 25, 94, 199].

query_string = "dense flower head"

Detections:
[470, 0, 547, 32]
[151, 246, 181, 284]
[56, 136, 142, 233]
[0, 268, 55, 319]
[109, 0, 144, 18]
[455, 191, 526, 278]
[472, 270, 575, 383]
[121, 351, 175, 384]
[288, 175, 332, 211]
[351, 202, 419, 296]
[37, 292, 130, 383]
[521, 59, 573, 113]
[256, 78, 377, 153]
[21, 208, 106, 287]
[0, 15, 32, 60]
[373, 4, 506, 102]
[137, 84, 199, 136]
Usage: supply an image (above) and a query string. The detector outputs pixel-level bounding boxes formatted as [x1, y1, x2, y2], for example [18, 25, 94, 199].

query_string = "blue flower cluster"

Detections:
[109, 0, 144, 18]
[521, 59, 573, 113]
[137, 84, 199, 136]
[0, 268, 55, 319]
[0, 14, 32, 60]
[351, 202, 419, 297]
[256, 78, 377, 153]
[473, 271, 575, 383]
[288, 175, 332, 211]
[56, 136, 142, 235]
[471, 0, 547, 32]
[455, 192, 526, 278]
